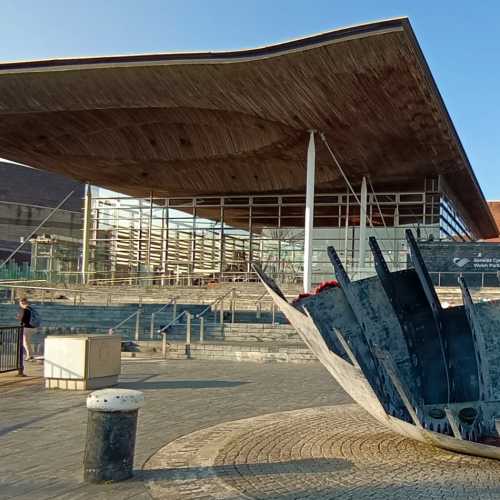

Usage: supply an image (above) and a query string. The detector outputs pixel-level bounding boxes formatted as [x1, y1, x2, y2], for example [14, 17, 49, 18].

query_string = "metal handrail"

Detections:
[255, 291, 268, 318]
[429, 271, 500, 288]
[195, 287, 236, 319]
[156, 309, 196, 360]
[0, 279, 48, 284]
[254, 290, 267, 305]
[0, 269, 267, 287]
[150, 297, 177, 339]
[0, 284, 120, 295]
[157, 309, 190, 334]
[157, 309, 192, 359]
[257, 293, 296, 325]
[0, 283, 173, 306]
[110, 310, 138, 330]
[109, 306, 142, 340]
[255, 290, 298, 324]
[152, 298, 177, 315]
[0, 326, 24, 375]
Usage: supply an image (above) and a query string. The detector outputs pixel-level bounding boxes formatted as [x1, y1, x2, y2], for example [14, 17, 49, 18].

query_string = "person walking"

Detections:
[18, 297, 37, 361]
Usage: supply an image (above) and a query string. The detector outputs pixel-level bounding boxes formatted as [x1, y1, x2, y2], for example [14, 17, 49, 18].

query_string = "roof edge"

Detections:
[399, 18, 498, 239]
[0, 17, 407, 73]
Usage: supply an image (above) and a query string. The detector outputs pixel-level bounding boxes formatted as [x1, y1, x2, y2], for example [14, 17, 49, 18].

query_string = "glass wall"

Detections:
[440, 195, 474, 242]
[85, 176, 467, 285]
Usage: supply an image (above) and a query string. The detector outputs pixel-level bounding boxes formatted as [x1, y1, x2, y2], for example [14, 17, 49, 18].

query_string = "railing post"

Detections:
[17, 327, 24, 376]
[10, 288, 15, 304]
[150, 312, 156, 339]
[199, 316, 204, 344]
[162, 333, 167, 359]
[256, 302, 261, 319]
[219, 300, 224, 325]
[135, 307, 142, 341]
[172, 300, 177, 321]
[272, 303, 276, 326]
[481, 272, 485, 288]
[186, 313, 191, 358]
[231, 290, 235, 324]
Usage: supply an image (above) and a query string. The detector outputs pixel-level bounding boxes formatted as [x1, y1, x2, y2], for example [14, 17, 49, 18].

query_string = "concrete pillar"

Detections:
[303, 131, 316, 293]
[358, 177, 368, 276]
[81, 183, 92, 285]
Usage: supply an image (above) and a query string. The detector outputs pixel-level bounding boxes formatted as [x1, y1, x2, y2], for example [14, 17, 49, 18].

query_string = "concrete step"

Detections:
[137, 340, 316, 363]
[162, 322, 300, 344]
[7, 282, 301, 307]
[30, 335, 313, 364]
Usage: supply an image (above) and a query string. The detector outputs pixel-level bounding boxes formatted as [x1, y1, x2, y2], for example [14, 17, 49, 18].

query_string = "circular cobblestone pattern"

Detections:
[144, 404, 500, 499]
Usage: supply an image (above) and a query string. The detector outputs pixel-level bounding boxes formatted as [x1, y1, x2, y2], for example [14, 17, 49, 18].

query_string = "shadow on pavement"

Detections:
[118, 379, 250, 390]
[138, 457, 352, 482]
[0, 401, 83, 437]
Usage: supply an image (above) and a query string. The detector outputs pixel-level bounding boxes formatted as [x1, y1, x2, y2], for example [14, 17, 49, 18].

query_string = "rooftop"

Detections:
[0, 17, 496, 237]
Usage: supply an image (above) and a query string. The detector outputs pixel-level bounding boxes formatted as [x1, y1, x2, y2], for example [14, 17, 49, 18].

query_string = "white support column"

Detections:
[358, 176, 368, 276]
[303, 130, 316, 293]
[146, 191, 153, 271]
[81, 182, 92, 285]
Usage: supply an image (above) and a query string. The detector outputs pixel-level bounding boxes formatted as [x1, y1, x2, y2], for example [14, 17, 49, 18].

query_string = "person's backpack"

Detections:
[29, 306, 42, 328]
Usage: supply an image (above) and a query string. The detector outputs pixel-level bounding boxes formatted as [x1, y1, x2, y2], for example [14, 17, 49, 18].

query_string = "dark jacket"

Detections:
[20, 307, 33, 328]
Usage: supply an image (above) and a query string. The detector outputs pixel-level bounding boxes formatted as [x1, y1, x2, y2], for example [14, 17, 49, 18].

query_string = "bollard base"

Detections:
[83, 409, 138, 483]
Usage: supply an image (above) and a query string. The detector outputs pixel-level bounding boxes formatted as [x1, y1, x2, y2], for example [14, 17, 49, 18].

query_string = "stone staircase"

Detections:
[0, 297, 314, 363]
[7, 281, 500, 309]
[5, 281, 302, 311]
[0, 302, 198, 339]
[5, 281, 500, 364]
[157, 341, 316, 363]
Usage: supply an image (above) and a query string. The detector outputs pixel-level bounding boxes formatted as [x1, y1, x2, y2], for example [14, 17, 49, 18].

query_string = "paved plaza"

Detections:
[2, 359, 500, 499]
[146, 404, 500, 499]
[1, 359, 348, 499]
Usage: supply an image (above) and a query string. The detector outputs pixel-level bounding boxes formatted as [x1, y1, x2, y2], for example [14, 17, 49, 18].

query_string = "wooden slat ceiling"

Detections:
[0, 17, 496, 237]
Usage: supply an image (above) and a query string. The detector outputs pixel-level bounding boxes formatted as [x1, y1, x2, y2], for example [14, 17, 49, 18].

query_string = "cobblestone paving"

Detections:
[0, 359, 349, 499]
[144, 404, 500, 500]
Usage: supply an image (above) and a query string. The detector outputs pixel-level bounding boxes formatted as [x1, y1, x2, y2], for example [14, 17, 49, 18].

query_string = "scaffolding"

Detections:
[30, 234, 81, 282]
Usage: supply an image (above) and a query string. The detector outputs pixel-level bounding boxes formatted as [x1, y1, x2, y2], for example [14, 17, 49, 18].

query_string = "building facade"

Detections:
[0, 161, 84, 277]
[84, 175, 478, 286]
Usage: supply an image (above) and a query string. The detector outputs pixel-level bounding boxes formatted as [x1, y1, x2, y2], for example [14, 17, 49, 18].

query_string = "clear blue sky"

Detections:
[1, 1, 499, 199]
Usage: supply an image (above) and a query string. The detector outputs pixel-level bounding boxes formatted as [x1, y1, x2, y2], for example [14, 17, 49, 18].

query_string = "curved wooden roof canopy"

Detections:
[0, 17, 496, 237]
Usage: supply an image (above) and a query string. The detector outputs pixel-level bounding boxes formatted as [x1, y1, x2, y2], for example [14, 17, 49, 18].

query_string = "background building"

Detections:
[0, 161, 84, 279]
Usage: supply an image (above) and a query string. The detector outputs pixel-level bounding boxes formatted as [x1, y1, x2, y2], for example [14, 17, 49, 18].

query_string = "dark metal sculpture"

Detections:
[254, 230, 500, 459]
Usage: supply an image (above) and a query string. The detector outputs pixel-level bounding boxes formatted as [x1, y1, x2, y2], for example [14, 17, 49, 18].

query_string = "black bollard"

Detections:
[84, 389, 144, 483]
